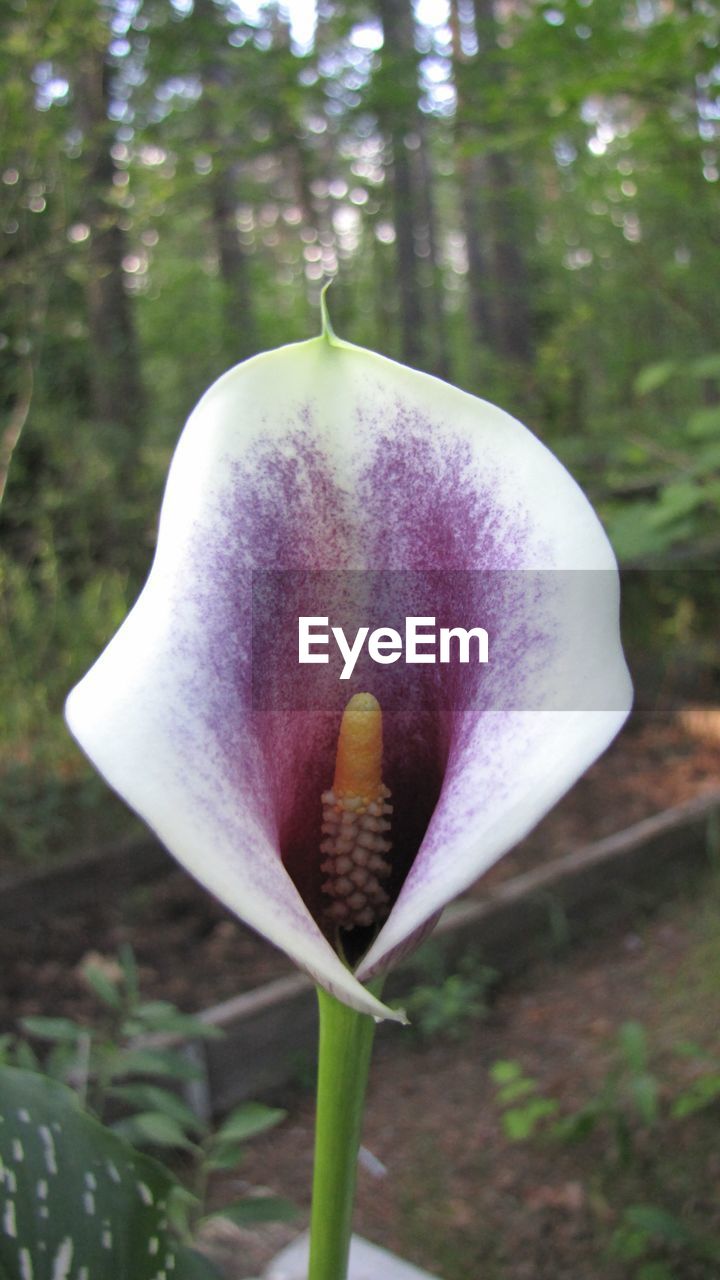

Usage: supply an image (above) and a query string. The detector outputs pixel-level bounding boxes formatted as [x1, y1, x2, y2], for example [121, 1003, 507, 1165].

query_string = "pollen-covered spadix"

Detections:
[66, 324, 632, 1020]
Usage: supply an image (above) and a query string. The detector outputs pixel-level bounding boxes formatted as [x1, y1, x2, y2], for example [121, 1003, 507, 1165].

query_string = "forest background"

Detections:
[1, 0, 718, 864]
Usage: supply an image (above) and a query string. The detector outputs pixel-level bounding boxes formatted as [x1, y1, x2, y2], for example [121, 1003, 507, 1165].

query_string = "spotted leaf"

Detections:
[0, 1068, 220, 1280]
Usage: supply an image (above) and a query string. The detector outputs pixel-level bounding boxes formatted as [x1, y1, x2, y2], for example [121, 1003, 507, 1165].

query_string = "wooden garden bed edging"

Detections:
[0, 834, 169, 922]
[3, 794, 718, 1111]
[181, 791, 720, 1114]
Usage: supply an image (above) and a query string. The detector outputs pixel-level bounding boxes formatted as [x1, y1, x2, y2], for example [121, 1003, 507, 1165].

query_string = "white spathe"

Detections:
[66, 330, 632, 1021]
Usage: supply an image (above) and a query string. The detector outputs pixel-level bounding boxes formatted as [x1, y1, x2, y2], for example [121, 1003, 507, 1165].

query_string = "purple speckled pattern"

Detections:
[357, 398, 530, 570]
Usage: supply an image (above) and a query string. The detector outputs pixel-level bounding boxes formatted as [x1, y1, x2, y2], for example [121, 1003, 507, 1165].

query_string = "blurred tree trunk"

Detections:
[416, 117, 450, 379]
[449, 0, 494, 349]
[75, 48, 145, 439]
[451, 0, 534, 366]
[201, 70, 256, 362]
[483, 147, 534, 365]
[208, 160, 255, 360]
[194, 0, 256, 362]
[375, 0, 427, 369]
[473, 0, 534, 365]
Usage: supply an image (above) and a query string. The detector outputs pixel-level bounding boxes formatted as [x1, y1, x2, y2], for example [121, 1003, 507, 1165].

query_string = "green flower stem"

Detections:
[308, 985, 380, 1280]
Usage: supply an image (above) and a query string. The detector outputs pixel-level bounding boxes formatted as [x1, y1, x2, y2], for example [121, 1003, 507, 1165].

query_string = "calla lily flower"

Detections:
[66, 319, 632, 1023]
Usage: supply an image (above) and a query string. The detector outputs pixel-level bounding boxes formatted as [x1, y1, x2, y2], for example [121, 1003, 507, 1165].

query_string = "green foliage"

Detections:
[554, 1022, 659, 1164]
[7, 947, 218, 1120]
[490, 1060, 559, 1140]
[671, 1040, 720, 1120]
[203, 1196, 297, 1228]
[0, 947, 296, 1249]
[605, 353, 720, 565]
[491, 1022, 663, 1164]
[611, 1203, 720, 1278]
[491, 1024, 720, 1276]
[0, 542, 139, 862]
[492, 1019, 720, 1167]
[405, 943, 497, 1040]
[563, 1019, 658, 1161]
[211, 1100, 288, 1144]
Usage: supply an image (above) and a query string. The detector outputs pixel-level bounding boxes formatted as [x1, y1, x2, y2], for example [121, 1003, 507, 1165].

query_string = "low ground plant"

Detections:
[404, 941, 497, 1041]
[490, 1020, 720, 1278]
[0, 945, 296, 1279]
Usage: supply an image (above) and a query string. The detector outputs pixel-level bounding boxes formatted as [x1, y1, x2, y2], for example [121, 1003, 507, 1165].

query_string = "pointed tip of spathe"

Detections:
[393, 1004, 410, 1027]
[320, 278, 338, 343]
[371, 1001, 409, 1027]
